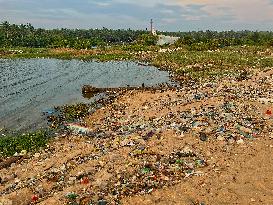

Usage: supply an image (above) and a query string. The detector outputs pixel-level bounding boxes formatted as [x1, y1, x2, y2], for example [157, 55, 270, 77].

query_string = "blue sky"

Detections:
[0, 0, 273, 31]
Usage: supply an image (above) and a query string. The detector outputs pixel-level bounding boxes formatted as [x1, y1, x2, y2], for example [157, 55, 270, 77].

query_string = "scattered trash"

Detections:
[31, 195, 39, 202]
[265, 109, 272, 115]
[98, 200, 108, 205]
[2, 66, 273, 204]
[80, 177, 90, 185]
[236, 124, 253, 139]
[65, 123, 92, 135]
[19, 150, 27, 156]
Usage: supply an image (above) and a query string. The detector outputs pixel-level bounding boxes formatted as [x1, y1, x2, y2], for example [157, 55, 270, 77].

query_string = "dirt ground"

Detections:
[1, 69, 273, 205]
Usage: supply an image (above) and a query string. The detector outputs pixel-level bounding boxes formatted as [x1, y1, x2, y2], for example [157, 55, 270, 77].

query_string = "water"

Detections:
[0, 58, 172, 131]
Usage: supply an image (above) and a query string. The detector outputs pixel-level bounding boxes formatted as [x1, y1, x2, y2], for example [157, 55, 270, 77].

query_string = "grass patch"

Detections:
[148, 46, 273, 80]
[0, 130, 49, 157]
[60, 103, 90, 121]
[0, 47, 134, 61]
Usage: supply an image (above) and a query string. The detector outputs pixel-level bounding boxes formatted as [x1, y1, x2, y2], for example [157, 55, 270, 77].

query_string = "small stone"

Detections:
[182, 146, 193, 153]
[14, 178, 21, 183]
[228, 137, 235, 144]
[250, 198, 256, 202]
[98, 199, 107, 205]
[199, 132, 208, 141]
[179, 126, 189, 132]
[69, 177, 77, 181]
[120, 138, 130, 146]
[237, 139, 244, 144]
[60, 164, 66, 171]
[217, 136, 225, 141]
[34, 153, 41, 158]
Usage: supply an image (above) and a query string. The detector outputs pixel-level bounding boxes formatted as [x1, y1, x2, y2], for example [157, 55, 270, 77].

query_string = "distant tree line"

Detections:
[160, 30, 273, 50]
[0, 21, 147, 48]
[1, 21, 273, 49]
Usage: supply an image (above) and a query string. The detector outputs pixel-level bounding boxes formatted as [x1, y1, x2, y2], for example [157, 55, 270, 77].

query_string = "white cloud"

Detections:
[93, 2, 112, 7]
[160, 9, 174, 14]
[112, 0, 273, 22]
[161, 18, 177, 23]
[169, 0, 273, 22]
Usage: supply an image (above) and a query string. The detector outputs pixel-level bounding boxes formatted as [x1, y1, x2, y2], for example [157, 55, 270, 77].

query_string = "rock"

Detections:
[179, 126, 189, 132]
[199, 132, 208, 141]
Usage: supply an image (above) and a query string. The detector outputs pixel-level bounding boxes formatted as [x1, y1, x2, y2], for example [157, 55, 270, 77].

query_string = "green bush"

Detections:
[136, 34, 159, 46]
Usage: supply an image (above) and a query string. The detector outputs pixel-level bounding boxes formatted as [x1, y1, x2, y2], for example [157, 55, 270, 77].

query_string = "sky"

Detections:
[0, 0, 273, 31]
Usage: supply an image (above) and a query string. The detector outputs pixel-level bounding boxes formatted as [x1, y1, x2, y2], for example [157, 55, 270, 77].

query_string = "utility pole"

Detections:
[150, 19, 153, 34]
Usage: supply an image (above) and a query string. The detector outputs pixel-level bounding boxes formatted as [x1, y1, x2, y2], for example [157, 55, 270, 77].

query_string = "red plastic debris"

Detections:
[266, 109, 272, 115]
[31, 195, 39, 202]
[80, 177, 90, 185]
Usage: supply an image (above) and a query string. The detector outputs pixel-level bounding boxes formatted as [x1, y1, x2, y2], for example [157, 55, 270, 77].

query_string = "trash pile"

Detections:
[0, 133, 207, 204]
[1, 69, 273, 204]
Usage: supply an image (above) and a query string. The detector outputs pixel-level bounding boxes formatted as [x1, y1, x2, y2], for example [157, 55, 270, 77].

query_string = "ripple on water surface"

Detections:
[0, 58, 172, 131]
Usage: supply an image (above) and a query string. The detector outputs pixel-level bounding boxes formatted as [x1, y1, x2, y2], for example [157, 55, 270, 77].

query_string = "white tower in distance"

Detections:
[150, 19, 157, 35]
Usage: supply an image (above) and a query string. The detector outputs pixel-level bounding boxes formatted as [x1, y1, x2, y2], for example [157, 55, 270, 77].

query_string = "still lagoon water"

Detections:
[0, 58, 172, 131]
